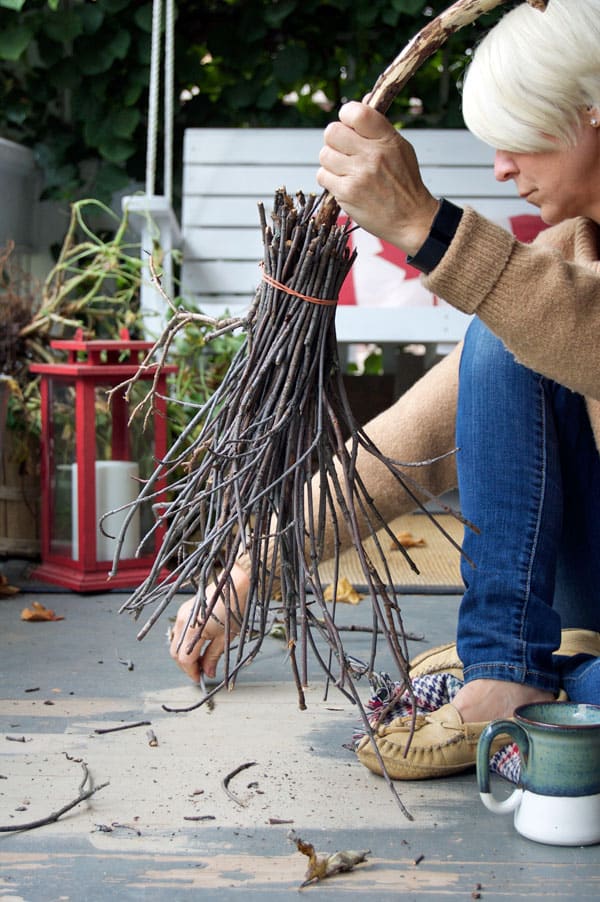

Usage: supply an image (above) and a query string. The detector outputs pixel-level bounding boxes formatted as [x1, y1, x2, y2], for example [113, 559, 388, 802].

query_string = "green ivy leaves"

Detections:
[0, 0, 501, 203]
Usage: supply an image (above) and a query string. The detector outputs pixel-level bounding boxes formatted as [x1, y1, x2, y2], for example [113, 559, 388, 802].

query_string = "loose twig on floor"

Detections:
[94, 720, 151, 734]
[221, 761, 257, 807]
[0, 762, 109, 833]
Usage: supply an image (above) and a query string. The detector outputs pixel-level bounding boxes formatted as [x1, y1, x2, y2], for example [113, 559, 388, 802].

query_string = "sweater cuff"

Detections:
[422, 207, 517, 315]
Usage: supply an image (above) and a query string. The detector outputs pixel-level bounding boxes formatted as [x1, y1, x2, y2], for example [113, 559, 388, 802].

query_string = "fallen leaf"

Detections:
[0, 574, 19, 596]
[289, 830, 369, 886]
[20, 601, 64, 622]
[323, 577, 363, 605]
[391, 531, 426, 549]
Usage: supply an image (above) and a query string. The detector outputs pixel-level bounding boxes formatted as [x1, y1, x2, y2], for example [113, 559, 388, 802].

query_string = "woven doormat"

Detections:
[318, 512, 464, 595]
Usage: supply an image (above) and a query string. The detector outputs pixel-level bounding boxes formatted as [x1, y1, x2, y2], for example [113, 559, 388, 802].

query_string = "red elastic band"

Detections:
[259, 264, 338, 307]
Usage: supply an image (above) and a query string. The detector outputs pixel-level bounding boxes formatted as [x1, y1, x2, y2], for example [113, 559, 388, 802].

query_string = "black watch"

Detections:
[406, 198, 463, 274]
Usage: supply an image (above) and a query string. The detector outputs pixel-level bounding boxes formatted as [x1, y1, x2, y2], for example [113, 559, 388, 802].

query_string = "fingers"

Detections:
[199, 634, 226, 679]
[317, 99, 437, 252]
[321, 101, 395, 156]
[338, 100, 392, 139]
[169, 567, 251, 685]
[169, 618, 228, 682]
[169, 611, 203, 683]
[317, 101, 402, 200]
[168, 592, 237, 683]
[170, 624, 224, 682]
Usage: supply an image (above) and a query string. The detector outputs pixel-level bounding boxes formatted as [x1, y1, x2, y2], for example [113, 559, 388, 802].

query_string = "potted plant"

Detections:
[0, 199, 147, 555]
[1, 198, 244, 558]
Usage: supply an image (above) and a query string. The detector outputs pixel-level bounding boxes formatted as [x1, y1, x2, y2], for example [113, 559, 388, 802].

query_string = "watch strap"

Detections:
[407, 198, 463, 274]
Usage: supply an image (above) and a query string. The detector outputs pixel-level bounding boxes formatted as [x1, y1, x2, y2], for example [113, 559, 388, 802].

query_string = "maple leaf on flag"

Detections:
[376, 239, 421, 279]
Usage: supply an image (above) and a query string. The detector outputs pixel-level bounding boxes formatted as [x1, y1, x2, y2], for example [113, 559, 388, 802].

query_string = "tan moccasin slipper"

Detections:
[356, 703, 510, 781]
[556, 628, 600, 658]
[408, 628, 600, 683]
[409, 642, 463, 680]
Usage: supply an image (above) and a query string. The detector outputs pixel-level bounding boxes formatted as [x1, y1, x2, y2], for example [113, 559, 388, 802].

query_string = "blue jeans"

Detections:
[455, 318, 600, 702]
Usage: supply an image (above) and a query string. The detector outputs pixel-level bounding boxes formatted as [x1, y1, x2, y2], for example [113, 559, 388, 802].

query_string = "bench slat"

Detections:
[181, 194, 532, 232]
[182, 164, 514, 199]
[183, 128, 496, 166]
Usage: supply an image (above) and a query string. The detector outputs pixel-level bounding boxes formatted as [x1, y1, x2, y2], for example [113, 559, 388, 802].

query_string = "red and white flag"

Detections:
[338, 214, 548, 309]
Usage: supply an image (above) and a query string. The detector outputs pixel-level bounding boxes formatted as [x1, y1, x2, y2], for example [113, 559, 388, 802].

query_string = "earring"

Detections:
[587, 105, 600, 127]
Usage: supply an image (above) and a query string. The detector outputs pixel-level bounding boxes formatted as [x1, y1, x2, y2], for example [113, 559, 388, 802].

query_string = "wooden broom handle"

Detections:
[366, 0, 548, 115]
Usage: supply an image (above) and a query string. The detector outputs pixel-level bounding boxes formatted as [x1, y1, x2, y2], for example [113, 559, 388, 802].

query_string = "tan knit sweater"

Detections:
[425, 208, 600, 443]
[239, 210, 600, 572]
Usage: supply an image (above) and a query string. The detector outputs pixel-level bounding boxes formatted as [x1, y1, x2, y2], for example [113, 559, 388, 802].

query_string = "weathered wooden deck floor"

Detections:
[1, 583, 599, 900]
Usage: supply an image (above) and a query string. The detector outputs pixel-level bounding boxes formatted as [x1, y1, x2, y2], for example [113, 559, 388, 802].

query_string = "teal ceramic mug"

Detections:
[477, 702, 600, 846]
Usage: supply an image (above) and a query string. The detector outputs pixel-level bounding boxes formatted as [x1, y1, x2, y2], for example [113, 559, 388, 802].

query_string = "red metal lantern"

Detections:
[30, 330, 177, 591]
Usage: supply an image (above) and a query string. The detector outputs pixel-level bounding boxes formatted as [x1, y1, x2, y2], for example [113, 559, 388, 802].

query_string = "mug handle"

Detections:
[477, 718, 528, 814]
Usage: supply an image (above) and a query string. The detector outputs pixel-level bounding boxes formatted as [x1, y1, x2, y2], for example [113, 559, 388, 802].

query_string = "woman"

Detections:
[171, 0, 600, 778]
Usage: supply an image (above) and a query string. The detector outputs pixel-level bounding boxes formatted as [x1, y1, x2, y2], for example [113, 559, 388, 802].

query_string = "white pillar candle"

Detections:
[72, 461, 141, 561]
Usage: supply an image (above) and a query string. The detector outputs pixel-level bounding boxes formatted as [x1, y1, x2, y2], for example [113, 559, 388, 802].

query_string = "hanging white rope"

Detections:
[125, 0, 179, 334]
[145, 0, 162, 196]
[145, 0, 175, 199]
[164, 0, 175, 203]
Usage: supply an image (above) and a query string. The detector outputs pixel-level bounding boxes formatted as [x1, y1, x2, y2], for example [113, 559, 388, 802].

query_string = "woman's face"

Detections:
[494, 114, 600, 225]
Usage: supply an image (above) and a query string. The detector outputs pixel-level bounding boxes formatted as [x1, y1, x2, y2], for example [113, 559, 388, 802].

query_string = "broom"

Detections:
[112, 0, 547, 816]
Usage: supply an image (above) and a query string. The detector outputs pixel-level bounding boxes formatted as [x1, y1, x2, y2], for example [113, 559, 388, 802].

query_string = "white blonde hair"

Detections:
[462, 0, 600, 152]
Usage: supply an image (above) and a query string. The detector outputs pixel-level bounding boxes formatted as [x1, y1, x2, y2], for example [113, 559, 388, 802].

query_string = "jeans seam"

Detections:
[518, 376, 548, 669]
[463, 661, 558, 690]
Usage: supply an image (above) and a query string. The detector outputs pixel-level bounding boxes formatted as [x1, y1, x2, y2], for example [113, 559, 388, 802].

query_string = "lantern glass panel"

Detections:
[48, 379, 158, 561]
[49, 379, 76, 557]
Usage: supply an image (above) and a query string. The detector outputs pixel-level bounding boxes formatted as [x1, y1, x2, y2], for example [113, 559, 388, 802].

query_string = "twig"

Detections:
[221, 761, 257, 807]
[324, 622, 424, 641]
[199, 672, 216, 711]
[117, 653, 134, 671]
[0, 776, 109, 833]
[94, 720, 151, 735]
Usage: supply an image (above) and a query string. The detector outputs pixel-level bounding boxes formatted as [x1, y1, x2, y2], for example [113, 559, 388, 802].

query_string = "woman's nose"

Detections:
[494, 149, 518, 182]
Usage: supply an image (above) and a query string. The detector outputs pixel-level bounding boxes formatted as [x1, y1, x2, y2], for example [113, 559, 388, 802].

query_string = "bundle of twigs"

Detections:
[119, 187, 452, 817]
[114, 0, 546, 815]
[119, 188, 447, 684]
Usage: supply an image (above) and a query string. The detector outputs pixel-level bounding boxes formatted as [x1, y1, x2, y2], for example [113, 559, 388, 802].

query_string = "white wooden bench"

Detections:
[177, 127, 544, 357]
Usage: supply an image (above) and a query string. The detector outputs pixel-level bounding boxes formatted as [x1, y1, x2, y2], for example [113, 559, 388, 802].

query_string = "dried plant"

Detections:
[1, 200, 147, 449]
[0, 243, 36, 382]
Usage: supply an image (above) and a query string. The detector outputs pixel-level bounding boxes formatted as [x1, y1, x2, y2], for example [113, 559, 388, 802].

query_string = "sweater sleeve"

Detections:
[423, 208, 600, 400]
